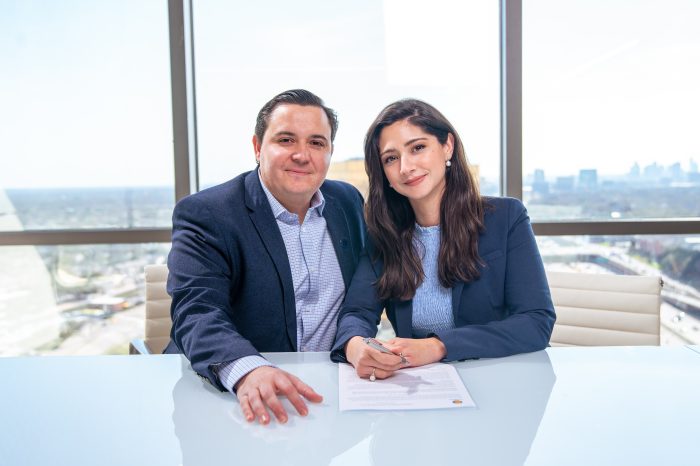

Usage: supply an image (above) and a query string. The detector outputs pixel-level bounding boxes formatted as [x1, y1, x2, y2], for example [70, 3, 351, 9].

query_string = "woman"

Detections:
[331, 99, 555, 380]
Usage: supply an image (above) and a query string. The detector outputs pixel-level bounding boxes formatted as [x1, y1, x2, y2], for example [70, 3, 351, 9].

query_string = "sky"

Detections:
[1, 0, 699, 189]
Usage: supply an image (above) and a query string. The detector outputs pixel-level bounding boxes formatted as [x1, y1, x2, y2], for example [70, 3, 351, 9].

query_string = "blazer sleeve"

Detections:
[433, 199, 556, 361]
[330, 248, 385, 362]
[167, 195, 261, 390]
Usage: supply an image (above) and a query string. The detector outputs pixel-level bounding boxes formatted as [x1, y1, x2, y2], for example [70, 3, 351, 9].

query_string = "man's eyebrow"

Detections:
[272, 131, 329, 142]
[309, 134, 329, 142]
[272, 131, 296, 138]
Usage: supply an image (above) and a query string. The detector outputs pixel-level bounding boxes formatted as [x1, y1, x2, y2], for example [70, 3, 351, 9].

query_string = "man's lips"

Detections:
[285, 169, 312, 176]
[404, 174, 426, 186]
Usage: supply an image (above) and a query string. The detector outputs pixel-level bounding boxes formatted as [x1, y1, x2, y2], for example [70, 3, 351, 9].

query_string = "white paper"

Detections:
[338, 363, 475, 411]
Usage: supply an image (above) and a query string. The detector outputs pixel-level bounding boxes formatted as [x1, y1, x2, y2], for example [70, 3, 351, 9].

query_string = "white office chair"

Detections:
[130, 264, 172, 354]
[547, 270, 662, 346]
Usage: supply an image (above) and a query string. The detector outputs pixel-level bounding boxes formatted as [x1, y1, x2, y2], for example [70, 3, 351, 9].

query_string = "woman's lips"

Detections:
[404, 174, 426, 186]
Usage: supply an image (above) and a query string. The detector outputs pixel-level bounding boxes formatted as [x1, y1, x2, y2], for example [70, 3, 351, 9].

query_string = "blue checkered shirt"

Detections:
[218, 177, 346, 392]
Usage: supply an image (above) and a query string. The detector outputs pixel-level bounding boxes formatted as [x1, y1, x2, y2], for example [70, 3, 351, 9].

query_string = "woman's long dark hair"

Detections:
[364, 99, 486, 301]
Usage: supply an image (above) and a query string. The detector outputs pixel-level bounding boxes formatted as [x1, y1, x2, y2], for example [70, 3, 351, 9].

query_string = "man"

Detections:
[164, 89, 366, 425]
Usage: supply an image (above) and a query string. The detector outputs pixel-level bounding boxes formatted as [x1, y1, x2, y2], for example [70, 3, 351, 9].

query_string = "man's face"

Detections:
[253, 104, 333, 211]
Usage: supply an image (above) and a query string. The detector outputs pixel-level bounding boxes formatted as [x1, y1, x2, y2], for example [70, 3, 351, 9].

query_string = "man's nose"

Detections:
[291, 144, 311, 163]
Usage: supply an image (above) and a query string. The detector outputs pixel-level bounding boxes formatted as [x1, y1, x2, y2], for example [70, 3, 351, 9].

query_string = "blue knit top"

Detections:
[411, 224, 455, 337]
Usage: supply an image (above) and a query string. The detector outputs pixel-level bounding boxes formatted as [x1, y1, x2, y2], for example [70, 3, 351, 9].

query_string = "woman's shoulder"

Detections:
[482, 196, 526, 219]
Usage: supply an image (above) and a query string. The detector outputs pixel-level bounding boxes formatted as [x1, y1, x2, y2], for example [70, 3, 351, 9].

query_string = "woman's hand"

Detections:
[384, 337, 447, 368]
[345, 336, 403, 380]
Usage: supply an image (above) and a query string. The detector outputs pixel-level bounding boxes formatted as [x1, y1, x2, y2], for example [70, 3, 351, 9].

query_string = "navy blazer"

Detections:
[331, 197, 555, 362]
[165, 170, 366, 389]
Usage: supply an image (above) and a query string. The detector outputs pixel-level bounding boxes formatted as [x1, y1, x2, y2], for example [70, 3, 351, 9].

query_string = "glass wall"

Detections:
[538, 234, 700, 345]
[2, 1, 699, 356]
[0, 243, 170, 356]
[0, 1, 174, 356]
[0, 0, 175, 231]
[523, 0, 700, 221]
[192, 0, 501, 196]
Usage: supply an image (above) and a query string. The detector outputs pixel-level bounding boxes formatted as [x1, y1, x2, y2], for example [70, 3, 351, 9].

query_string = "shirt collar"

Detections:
[258, 174, 326, 221]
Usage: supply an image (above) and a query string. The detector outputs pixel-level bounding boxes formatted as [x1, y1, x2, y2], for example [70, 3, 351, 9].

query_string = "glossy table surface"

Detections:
[2, 346, 700, 466]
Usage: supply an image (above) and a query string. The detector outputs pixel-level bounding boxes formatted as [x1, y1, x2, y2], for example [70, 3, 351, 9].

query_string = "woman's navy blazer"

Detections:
[332, 197, 555, 362]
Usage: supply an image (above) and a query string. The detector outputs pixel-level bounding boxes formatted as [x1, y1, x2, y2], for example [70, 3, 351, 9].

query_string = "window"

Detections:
[0, 1, 174, 356]
[523, 0, 700, 221]
[0, 243, 170, 356]
[2, 1, 699, 356]
[0, 0, 174, 231]
[192, 0, 500, 195]
[538, 234, 700, 345]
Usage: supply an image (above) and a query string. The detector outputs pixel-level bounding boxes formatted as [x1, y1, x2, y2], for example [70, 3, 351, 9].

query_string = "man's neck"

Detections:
[258, 175, 317, 225]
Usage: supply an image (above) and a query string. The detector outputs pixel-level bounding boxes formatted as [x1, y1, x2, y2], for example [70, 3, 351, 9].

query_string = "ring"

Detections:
[369, 368, 376, 382]
[399, 352, 408, 365]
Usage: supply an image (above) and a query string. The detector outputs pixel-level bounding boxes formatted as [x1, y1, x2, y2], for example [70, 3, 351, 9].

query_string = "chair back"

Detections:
[547, 271, 662, 346]
[144, 264, 172, 353]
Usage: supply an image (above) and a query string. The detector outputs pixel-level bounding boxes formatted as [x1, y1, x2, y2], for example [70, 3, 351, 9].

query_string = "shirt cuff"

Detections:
[217, 356, 275, 393]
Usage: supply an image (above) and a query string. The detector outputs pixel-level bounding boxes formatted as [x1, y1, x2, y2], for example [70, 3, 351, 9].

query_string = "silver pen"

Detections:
[363, 337, 394, 354]
[363, 338, 408, 365]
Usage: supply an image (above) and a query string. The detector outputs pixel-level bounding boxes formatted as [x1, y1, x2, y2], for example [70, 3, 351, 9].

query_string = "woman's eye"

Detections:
[383, 156, 397, 165]
[412, 144, 425, 152]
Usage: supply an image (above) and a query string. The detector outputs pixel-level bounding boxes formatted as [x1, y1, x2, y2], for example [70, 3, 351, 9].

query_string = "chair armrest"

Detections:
[129, 338, 152, 355]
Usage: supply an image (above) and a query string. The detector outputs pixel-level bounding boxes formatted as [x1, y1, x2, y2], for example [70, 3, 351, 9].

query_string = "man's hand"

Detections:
[345, 336, 403, 380]
[384, 337, 447, 368]
[234, 366, 323, 425]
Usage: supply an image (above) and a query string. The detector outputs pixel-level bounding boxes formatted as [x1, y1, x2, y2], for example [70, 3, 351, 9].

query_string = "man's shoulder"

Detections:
[177, 171, 250, 209]
[320, 178, 363, 204]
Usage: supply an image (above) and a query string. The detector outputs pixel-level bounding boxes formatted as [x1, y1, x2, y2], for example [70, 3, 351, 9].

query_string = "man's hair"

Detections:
[254, 89, 338, 143]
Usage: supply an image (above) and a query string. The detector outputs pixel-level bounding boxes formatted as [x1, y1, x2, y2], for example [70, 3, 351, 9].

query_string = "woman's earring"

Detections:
[446, 160, 452, 167]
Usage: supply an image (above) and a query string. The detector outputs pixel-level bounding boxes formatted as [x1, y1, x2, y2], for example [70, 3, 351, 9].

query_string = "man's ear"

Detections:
[252, 135, 261, 164]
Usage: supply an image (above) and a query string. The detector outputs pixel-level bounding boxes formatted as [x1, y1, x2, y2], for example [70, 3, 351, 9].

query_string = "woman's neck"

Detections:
[410, 195, 442, 227]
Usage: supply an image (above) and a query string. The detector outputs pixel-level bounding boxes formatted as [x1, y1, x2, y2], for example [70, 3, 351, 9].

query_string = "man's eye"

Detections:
[310, 140, 326, 148]
[278, 137, 293, 144]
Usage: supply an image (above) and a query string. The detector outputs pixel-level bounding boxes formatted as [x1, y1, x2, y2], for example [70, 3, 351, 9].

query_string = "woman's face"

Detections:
[378, 119, 453, 209]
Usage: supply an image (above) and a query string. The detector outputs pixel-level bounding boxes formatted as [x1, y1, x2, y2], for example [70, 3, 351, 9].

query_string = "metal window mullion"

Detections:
[500, 0, 522, 199]
[169, 0, 199, 201]
[0, 229, 172, 246]
[532, 220, 700, 237]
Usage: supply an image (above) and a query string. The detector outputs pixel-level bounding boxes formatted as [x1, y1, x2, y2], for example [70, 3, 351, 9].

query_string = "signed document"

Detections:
[338, 363, 475, 411]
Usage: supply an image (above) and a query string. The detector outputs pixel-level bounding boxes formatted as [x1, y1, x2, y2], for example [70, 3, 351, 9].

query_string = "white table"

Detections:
[2, 346, 700, 466]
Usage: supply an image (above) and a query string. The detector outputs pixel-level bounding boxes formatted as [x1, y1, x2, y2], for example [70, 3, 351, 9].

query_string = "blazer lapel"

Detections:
[321, 193, 355, 290]
[393, 299, 413, 337]
[451, 282, 464, 324]
[244, 171, 297, 350]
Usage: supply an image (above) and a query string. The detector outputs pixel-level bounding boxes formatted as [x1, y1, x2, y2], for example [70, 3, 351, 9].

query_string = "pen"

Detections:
[363, 337, 394, 355]
[363, 338, 408, 365]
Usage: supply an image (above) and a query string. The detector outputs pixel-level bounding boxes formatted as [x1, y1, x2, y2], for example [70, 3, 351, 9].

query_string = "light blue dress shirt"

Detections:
[218, 177, 345, 392]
